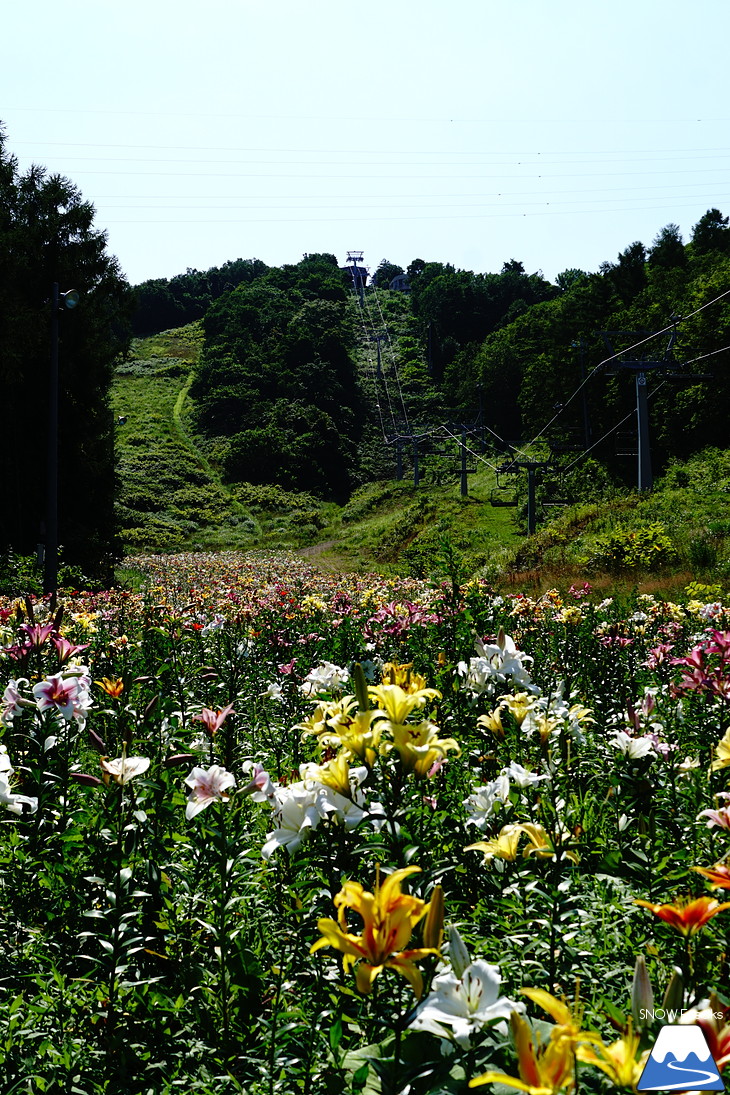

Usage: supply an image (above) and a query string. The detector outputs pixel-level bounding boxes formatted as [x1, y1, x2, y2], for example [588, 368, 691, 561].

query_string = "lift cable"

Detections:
[348, 292, 392, 440]
[518, 286, 730, 453]
[361, 287, 410, 436]
[560, 339, 730, 473]
[435, 424, 502, 473]
[369, 279, 411, 435]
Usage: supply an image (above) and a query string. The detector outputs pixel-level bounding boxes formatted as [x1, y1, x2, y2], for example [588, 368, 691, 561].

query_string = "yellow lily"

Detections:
[310, 866, 439, 998]
[369, 682, 441, 725]
[470, 1010, 575, 1094]
[477, 709, 505, 738]
[386, 718, 460, 777]
[466, 823, 523, 861]
[336, 709, 383, 767]
[520, 823, 580, 864]
[575, 1025, 647, 1088]
[711, 726, 730, 770]
[500, 693, 537, 726]
[300, 754, 355, 798]
[295, 698, 355, 741]
[296, 698, 382, 765]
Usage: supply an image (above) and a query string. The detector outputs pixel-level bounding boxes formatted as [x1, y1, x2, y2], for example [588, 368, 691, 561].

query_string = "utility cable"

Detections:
[360, 287, 406, 437]
[348, 293, 392, 441]
[369, 279, 411, 435]
[519, 287, 730, 454]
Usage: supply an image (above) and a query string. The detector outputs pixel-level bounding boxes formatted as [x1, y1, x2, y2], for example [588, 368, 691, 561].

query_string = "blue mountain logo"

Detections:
[638, 1024, 724, 1091]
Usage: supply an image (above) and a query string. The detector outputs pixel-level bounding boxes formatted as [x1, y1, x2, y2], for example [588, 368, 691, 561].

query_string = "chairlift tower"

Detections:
[601, 327, 676, 492]
[346, 251, 368, 305]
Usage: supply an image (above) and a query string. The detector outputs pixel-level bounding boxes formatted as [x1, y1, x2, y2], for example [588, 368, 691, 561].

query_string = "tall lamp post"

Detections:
[45, 283, 79, 595]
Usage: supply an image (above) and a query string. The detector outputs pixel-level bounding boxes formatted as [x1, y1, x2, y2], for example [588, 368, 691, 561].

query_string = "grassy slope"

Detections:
[113, 320, 730, 596]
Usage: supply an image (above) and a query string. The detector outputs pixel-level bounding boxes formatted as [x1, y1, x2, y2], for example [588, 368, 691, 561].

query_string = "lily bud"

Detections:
[422, 884, 444, 950]
[352, 663, 371, 714]
[447, 924, 471, 979]
[69, 772, 103, 787]
[662, 966, 684, 1012]
[164, 753, 195, 768]
[87, 728, 107, 754]
[631, 955, 654, 1027]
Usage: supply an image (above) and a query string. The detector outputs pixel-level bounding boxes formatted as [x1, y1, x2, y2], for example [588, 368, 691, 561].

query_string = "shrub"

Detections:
[586, 522, 678, 572]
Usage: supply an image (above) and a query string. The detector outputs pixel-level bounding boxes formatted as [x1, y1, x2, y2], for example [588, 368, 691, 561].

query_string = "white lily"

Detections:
[409, 958, 522, 1048]
[0, 770, 38, 816]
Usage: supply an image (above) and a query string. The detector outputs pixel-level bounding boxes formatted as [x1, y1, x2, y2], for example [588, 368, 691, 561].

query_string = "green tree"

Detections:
[191, 257, 363, 499]
[0, 126, 133, 578]
[690, 208, 730, 256]
[648, 223, 687, 270]
[373, 259, 404, 287]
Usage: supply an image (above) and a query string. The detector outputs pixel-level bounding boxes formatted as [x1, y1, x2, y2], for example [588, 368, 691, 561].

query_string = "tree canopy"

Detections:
[0, 125, 133, 577]
[190, 255, 363, 499]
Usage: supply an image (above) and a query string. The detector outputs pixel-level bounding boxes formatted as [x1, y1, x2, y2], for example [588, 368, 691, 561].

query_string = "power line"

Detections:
[519, 287, 730, 452]
[368, 280, 410, 435]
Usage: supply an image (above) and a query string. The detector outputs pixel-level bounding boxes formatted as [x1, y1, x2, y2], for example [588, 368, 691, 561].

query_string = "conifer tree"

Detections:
[0, 125, 133, 580]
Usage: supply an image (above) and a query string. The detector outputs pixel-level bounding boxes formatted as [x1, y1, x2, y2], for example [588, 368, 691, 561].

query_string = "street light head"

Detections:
[62, 290, 80, 309]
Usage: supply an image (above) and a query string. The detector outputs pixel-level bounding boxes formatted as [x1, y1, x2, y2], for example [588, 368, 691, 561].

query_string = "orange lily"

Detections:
[470, 987, 599, 1093]
[635, 895, 730, 936]
[96, 676, 124, 698]
[575, 1024, 647, 1088]
[470, 1010, 575, 1094]
[693, 861, 730, 890]
[688, 994, 730, 1072]
[310, 865, 438, 998]
[380, 661, 429, 693]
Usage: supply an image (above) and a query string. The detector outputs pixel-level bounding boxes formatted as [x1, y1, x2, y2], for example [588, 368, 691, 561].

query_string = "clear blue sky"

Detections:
[3, 0, 729, 286]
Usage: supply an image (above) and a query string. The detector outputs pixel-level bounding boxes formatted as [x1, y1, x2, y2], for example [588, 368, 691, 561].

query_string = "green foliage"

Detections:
[586, 522, 677, 572]
[0, 124, 133, 578]
[132, 257, 270, 336]
[191, 256, 364, 500]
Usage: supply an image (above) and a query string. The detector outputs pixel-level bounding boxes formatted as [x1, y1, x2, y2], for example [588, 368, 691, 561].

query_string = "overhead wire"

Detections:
[359, 286, 401, 438]
[561, 382, 668, 473]
[518, 287, 730, 454]
[560, 340, 730, 474]
[368, 278, 411, 435]
[348, 288, 393, 441]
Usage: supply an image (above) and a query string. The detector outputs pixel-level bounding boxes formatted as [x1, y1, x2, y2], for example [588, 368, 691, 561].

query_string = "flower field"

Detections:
[1, 551, 729, 1095]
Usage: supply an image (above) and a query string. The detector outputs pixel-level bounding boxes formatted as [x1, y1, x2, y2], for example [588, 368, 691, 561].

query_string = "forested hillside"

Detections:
[135, 210, 730, 507]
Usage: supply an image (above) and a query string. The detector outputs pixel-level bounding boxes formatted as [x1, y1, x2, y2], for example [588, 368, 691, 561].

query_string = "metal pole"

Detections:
[527, 465, 536, 535]
[460, 431, 468, 496]
[636, 372, 653, 491]
[395, 440, 403, 480]
[579, 339, 591, 447]
[45, 283, 59, 595]
[413, 438, 420, 486]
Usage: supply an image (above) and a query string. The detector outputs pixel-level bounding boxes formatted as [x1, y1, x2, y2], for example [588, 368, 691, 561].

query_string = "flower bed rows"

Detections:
[0, 552, 728, 1094]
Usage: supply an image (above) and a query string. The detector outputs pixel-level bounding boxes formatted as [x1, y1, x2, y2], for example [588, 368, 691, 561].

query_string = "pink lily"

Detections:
[33, 673, 82, 721]
[184, 764, 236, 819]
[192, 703, 235, 736]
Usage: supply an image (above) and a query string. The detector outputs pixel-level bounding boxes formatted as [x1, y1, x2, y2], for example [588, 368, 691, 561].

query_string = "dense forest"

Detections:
[0, 127, 133, 578]
[190, 254, 363, 499]
[136, 210, 730, 502]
